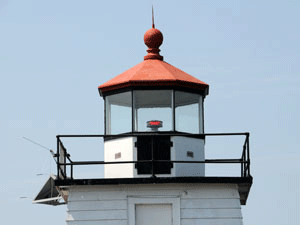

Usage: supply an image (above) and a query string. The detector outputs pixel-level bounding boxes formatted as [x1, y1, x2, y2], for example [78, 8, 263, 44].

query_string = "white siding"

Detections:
[181, 199, 241, 208]
[181, 208, 242, 219]
[68, 199, 127, 211]
[66, 183, 243, 225]
[67, 221, 127, 225]
[181, 219, 242, 225]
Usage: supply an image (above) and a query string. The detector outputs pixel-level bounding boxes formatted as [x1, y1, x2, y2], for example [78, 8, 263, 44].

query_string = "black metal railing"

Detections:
[56, 132, 250, 180]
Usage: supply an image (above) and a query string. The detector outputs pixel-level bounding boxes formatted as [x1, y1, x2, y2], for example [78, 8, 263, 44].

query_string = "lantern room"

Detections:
[99, 27, 209, 178]
[104, 90, 205, 134]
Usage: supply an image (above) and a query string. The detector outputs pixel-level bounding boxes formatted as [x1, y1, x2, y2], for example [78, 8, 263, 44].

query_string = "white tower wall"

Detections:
[66, 183, 243, 225]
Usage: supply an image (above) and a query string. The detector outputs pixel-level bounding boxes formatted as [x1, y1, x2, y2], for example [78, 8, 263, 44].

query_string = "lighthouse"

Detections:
[34, 22, 252, 225]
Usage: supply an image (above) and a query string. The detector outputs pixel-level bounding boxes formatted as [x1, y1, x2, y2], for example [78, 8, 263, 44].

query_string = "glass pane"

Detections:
[175, 91, 203, 133]
[134, 90, 173, 132]
[106, 91, 132, 134]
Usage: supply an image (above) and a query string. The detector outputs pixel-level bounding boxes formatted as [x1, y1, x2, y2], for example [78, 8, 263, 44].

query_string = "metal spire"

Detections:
[152, 5, 155, 28]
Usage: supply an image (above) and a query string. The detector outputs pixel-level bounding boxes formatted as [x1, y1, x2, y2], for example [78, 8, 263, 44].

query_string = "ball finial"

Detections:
[144, 28, 164, 60]
[144, 28, 163, 49]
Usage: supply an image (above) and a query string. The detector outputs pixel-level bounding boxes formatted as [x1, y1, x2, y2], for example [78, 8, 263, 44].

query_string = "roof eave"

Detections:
[99, 80, 209, 97]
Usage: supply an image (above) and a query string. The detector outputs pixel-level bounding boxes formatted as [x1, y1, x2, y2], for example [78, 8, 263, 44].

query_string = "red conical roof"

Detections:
[98, 27, 209, 95]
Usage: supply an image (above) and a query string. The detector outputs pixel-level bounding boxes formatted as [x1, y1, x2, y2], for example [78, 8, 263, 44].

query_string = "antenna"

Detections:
[152, 5, 155, 28]
[22, 137, 56, 160]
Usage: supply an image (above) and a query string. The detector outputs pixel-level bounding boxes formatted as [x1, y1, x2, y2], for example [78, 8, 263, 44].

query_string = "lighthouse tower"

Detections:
[34, 22, 252, 225]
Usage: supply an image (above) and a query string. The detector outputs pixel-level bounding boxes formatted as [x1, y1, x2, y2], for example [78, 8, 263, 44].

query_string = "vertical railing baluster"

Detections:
[56, 136, 60, 180]
[71, 164, 73, 180]
[247, 133, 250, 176]
[64, 147, 67, 179]
[244, 142, 247, 177]
[241, 147, 244, 177]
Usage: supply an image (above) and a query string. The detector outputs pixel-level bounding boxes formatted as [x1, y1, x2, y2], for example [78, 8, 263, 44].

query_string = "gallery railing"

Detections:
[55, 132, 250, 180]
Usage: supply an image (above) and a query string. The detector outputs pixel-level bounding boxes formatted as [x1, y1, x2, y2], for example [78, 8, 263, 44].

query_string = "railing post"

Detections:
[56, 136, 60, 180]
[71, 164, 73, 180]
[247, 133, 250, 176]
[63, 146, 67, 179]
[241, 147, 244, 177]
[244, 147, 247, 177]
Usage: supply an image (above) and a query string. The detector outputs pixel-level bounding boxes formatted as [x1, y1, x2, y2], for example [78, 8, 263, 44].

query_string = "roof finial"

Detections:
[143, 5, 163, 60]
[152, 5, 155, 28]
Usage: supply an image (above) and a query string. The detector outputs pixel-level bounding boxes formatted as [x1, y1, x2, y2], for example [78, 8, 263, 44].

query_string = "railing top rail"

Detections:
[59, 159, 246, 166]
[57, 132, 249, 138]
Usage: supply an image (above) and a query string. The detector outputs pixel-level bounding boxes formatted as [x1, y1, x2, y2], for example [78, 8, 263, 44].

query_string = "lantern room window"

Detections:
[105, 91, 132, 134]
[133, 90, 173, 132]
[175, 91, 203, 134]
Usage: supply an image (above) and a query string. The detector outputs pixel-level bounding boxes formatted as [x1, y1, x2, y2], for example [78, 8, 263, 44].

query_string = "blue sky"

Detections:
[0, 0, 299, 224]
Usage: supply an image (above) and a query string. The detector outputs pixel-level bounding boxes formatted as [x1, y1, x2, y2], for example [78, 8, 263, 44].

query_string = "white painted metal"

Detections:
[136, 204, 172, 225]
[66, 183, 243, 225]
[59, 142, 66, 179]
[172, 136, 205, 177]
[181, 219, 242, 225]
[104, 137, 136, 178]
[104, 136, 205, 178]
